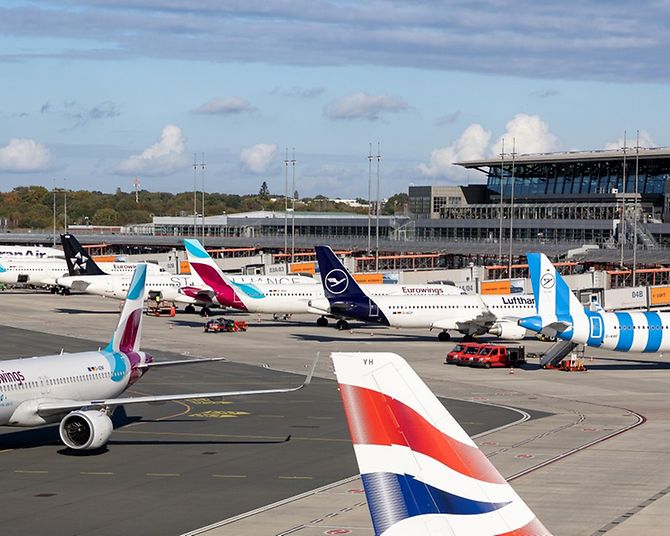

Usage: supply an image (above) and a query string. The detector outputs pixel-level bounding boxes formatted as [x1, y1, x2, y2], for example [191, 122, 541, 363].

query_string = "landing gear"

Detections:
[437, 331, 451, 342]
[316, 316, 329, 327]
[336, 319, 350, 331]
[273, 313, 292, 320]
[200, 306, 211, 317]
[462, 334, 476, 342]
[184, 304, 196, 314]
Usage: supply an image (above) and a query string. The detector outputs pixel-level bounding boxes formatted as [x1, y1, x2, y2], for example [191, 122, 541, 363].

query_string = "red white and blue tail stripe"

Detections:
[332, 352, 551, 536]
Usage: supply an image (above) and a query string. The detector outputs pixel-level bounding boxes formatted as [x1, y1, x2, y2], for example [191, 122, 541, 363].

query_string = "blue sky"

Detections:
[0, 1, 668, 198]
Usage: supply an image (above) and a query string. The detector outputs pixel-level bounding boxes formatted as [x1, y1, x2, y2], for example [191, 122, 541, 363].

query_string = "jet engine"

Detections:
[59, 410, 113, 450]
[488, 322, 527, 340]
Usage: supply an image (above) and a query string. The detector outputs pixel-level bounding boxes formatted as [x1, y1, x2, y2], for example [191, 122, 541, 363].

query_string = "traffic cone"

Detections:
[508, 367, 514, 374]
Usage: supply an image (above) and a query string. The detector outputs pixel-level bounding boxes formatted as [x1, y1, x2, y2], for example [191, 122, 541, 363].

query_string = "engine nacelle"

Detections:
[307, 298, 331, 314]
[488, 322, 527, 340]
[59, 410, 113, 450]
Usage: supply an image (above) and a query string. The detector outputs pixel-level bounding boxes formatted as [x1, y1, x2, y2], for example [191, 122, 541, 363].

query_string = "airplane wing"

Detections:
[139, 357, 226, 368]
[36, 358, 318, 416]
[432, 310, 496, 332]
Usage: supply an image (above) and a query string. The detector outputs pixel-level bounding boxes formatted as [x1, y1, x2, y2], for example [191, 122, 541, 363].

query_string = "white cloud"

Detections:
[116, 124, 188, 176]
[490, 113, 558, 156]
[192, 97, 256, 115]
[417, 123, 491, 180]
[323, 92, 410, 121]
[240, 143, 277, 173]
[605, 130, 656, 150]
[0, 138, 53, 173]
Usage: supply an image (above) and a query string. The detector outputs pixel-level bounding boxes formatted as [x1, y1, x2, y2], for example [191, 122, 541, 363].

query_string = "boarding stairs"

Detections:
[540, 340, 579, 368]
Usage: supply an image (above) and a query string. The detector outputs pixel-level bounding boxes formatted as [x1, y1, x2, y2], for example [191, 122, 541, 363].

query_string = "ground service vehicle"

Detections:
[456, 344, 483, 366]
[445, 343, 479, 364]
[470, 344, 526, 368]
[204, 317, 248, 333]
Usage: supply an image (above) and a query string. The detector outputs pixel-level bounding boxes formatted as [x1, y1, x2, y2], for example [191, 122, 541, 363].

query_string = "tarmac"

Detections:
[1, 290, 670, 535]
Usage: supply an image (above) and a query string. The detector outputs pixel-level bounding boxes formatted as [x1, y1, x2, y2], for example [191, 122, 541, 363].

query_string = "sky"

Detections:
[0, 0, 669, 198]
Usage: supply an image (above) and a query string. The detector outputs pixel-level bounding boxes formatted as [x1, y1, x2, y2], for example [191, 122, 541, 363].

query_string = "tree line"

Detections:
[0, 185, 408, 230]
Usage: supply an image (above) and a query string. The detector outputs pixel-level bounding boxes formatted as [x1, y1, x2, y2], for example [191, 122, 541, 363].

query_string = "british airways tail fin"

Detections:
[60, 233, 107, 276]
[106, 264, 147, 354]
[520, 252, 582, 333]
[314, 246, 367, 301]
[332, 352, 551, 536]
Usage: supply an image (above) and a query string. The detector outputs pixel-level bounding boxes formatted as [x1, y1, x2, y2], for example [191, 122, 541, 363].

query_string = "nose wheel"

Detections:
[316, 316, 329, 327]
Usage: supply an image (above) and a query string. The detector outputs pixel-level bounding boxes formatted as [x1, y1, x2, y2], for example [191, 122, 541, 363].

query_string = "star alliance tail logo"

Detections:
[325, 268, 349, 295]
[70, 251, 89, 273]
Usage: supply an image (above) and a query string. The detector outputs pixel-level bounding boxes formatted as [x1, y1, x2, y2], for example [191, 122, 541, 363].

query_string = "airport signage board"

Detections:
[604, 286, 647, 310]
[481, 280, 511, 294]
[289, 261, 316, 274]
[179, 260, 191, 274]
[650, 286, 670, 306]
[352, 273, 383, 284]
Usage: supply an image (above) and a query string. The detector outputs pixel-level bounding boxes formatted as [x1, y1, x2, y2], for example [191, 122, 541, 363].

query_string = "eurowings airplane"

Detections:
[56, 234, 203, 309]
[315, 246, 534, 340]
[182, 239, 465, 326]
[332, 352, 551, 535]
[519, 252, 670, 352]
[0, 264, 313, 450]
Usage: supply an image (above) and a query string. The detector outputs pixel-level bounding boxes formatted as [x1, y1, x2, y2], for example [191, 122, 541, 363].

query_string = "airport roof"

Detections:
[456, 146, 670, 170]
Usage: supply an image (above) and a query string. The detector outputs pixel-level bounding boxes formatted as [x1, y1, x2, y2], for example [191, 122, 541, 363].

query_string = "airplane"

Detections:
[0, 244, 64, 259]
[519, 252, 670, 352]
[331, 351, 551, 536]
[0, 264, 314, 451]
[0, 258, 69, 289]
[315, 245, 534, 340]
[56, 234, 205, 310]
[182, 239, 465, 326]
[0, 237, 163, 293]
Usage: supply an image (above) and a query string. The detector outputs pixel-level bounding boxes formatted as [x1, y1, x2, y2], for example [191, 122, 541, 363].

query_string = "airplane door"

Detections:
[369, 299, 379, 317]
[589, 316, 603, 339]
[39, 376, 51, 396]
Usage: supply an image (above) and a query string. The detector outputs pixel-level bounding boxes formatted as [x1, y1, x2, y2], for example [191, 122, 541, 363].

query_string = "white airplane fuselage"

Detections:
[56, 273, 198, 304]
[0, 350, 144, 426]
[226, 282, 465, 315]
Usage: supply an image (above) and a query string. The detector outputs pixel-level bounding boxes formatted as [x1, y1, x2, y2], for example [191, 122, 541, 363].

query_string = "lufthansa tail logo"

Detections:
[325, 269, 349, 295]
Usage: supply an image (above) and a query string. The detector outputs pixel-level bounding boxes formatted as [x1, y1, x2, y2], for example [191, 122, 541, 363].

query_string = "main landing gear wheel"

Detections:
[463, 334, 476, 342]
[437, 331, 451, 342]
[185, 304, 196, 314]
[316, 316, 329, 327]
[336, 319, 350, 331]
[200, 307, 211, 317]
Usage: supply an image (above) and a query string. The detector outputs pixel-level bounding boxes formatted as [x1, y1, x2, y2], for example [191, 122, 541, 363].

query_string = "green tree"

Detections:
[383, 192, 409, 215]
[259, 181, 270, 199]
[93, 207, 120, 226]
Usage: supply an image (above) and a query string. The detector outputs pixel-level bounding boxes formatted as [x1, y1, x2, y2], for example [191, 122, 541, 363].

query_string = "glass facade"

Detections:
[487, 160, 669, 201]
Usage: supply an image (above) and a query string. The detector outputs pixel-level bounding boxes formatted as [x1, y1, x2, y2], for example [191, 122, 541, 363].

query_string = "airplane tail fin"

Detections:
[183, 239, 244, 308]
[105, 264, 147, 354]
[520, 252, 583, 333]
[332, 352, 551, 536]
[60, 233, 107, 276]
[314, 246, 368, 301]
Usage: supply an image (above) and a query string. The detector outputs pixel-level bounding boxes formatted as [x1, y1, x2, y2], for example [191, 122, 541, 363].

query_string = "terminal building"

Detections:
[410, 147, 670, 248]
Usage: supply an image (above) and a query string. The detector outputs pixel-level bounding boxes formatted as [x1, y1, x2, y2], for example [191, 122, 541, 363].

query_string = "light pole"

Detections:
[367, 143, 373, 254]
[632, 130, 640, 286]
[52, 179, 57, 246]
[283, 148, 289, 259]
[498, 139, 505, 264]
[291, 148, 296, 263]
[375, 142, 382, 272]
[620, 131, 627, 269]
[200, 153, 206, 244]
[192, 153, 197, 238]
[507, 138, 516, 280]
[63, 178, 68, 233]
